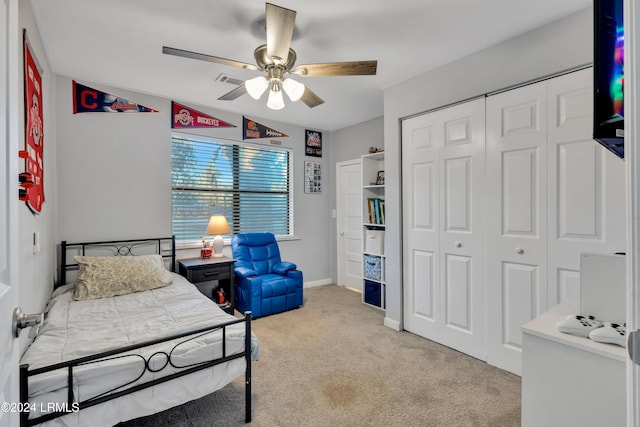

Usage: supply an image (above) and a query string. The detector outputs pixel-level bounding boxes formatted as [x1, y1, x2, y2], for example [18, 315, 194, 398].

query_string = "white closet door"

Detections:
[403, 98, 486, 360]
[486, 81, 548, 375]
[402, 109, 441, 341]
[546, 68, 626, 308]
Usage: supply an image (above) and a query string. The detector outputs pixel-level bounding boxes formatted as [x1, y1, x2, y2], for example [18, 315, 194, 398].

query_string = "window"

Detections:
[172, 135, 292, 243]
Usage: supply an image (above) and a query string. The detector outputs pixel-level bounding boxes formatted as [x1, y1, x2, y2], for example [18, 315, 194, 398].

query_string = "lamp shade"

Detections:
[245, 76, 269, 100]
[282, 78, 305, 102]
[267, 87, 285, 110]
[206, 215, 230, 235]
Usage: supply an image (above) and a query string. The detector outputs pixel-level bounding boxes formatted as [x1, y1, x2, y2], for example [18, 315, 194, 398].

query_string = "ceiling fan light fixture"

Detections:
[164, 3, 378, 110]
[267, 82, 285, 110]
[245, 75, 269, 99]
[282, 78, 305, 102]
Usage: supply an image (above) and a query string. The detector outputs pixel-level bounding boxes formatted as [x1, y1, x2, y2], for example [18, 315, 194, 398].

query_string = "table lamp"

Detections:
[206, 215, 230, 258]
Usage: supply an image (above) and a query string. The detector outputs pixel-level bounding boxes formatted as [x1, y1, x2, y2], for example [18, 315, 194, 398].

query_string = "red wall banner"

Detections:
[22, 32, 44, 214]
[171, 101, 235, 128]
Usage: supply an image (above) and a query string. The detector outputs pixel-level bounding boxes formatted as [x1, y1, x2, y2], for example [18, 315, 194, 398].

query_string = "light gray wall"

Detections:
[329, 117, 383, 282]
[331, 117, 384, 164]
[18, 2, 595, 348]
[54, 75, 332, 285]
[18, 0, 57, 352]
[382, 7, 593, 329]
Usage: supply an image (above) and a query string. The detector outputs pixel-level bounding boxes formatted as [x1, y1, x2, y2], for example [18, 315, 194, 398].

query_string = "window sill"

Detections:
[175, 235, 300, 251]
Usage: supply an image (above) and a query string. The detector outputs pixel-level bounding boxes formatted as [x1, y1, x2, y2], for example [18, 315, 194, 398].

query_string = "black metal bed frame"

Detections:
[19, 236, 252, 426]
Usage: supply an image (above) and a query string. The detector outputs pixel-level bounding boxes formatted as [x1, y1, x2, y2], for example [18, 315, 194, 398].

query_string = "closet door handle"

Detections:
[515, 247, 524, 255]
[454, 241, 462, 248]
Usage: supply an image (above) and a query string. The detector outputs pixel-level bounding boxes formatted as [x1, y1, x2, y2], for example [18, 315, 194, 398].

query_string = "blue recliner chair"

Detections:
[232, 232, 303, 318]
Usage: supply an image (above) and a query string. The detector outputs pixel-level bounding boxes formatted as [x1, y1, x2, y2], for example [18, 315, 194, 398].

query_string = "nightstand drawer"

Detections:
[189, 266, 231, 283]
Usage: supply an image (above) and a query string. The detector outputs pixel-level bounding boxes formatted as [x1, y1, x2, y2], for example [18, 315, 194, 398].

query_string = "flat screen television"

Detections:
[593, 0, 624, 159]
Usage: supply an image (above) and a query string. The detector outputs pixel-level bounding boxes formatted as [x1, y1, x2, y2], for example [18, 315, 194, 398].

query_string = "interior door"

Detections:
[485, 80, 548, 376]
[402, 109, 441, 340]
[336, 159, 362, 291]
[546, 68, 626, 309]
[0, 1, 20, 425]
[403, 98, 487, 360]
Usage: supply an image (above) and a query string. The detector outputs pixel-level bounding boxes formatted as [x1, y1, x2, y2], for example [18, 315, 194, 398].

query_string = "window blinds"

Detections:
[172, 136, 291, 243]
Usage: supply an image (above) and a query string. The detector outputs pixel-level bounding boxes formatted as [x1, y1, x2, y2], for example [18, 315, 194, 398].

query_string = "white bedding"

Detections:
[21, 272, 259, 426]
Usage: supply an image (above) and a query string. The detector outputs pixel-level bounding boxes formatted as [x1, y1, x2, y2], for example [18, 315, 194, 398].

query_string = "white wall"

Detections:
[382, 7, 594, 329]
[17, 0, 57, 352]
[54, 75, 332, 285]
[329, 117, 383, 282]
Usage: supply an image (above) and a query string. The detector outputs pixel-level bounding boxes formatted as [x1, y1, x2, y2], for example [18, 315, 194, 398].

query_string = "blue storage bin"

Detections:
[364, 280, 381, 307]
[364, 255, 382, 281]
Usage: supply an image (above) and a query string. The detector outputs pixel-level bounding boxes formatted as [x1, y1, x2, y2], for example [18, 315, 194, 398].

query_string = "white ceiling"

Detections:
[29, 0, 590, 132]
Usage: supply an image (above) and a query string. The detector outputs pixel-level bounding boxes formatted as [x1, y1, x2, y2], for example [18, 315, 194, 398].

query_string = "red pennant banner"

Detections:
[243, 116, 289, 140]
[73, 81, 158, 113]
[171, 102, 235, 128]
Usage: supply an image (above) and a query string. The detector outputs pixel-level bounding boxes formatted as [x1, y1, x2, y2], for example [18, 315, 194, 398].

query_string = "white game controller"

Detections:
[556, 314, 603, 338]
[589, 322, 627, 348]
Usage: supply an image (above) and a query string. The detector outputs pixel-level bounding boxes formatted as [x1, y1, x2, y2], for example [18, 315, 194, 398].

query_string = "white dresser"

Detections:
[521, 303, 626, 427]
[521, 253, 627, 427]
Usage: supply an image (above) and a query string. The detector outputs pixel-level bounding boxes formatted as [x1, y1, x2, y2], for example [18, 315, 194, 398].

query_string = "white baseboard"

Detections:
[384, 317, 401, 331]
[304, 279, 332, 288]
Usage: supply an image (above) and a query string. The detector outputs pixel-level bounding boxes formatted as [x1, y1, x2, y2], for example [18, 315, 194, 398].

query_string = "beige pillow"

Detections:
[73, 254, 173, 300]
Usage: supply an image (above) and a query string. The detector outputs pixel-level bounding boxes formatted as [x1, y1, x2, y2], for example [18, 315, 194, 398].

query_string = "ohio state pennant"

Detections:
[23, 32, 44, 214]
[73, 81, 158, 113]
[171, 101, 235, 128]
[243, 116, 289, 140]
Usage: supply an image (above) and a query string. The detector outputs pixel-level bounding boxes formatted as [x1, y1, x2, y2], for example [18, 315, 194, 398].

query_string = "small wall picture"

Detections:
[305, 129, 322, 157]
[304, 161, 322, 193]
[376, 170, 385, 185]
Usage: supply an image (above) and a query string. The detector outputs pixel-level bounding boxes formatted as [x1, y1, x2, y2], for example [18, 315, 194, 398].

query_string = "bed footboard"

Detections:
[19, 311, 253, 426]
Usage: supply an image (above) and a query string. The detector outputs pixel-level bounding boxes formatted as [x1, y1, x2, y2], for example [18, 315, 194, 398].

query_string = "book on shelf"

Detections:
[367, 198, 385, 225]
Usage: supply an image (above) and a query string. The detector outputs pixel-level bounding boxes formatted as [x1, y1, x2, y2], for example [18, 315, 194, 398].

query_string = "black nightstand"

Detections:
[178, 256, 236, 315]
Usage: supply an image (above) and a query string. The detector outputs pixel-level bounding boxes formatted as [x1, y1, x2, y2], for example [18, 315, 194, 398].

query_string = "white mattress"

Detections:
[21, 273, 259, 426]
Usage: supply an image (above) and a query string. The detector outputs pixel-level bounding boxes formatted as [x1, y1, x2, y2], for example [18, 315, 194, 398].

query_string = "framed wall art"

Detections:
[305, 129, 322, 157]
[304, 161, 322, 193]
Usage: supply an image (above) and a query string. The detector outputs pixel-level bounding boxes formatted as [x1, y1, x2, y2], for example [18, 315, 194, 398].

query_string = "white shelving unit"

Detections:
[361, 152, 385, 309]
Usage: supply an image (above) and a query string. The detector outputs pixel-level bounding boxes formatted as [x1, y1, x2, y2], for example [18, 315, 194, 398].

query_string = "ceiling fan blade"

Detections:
[163, 46, 259, 71]
[292, 60, 377, 77]
[218, 84, 248, 101]
[300, 87, 324, 108]
[265, 3, 296, 64]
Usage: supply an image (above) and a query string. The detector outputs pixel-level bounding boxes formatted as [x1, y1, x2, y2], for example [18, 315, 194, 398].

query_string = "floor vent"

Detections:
[216, 73, 244, 86]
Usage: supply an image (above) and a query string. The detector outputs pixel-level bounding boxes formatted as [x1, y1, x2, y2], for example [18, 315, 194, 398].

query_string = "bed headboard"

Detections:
[58, 236, 176, 288]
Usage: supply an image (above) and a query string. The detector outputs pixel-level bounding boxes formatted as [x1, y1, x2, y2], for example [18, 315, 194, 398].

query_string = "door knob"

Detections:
[515, 247, 524, 255]
[455, 241, 462, 248]
[12, 307, 44, 338]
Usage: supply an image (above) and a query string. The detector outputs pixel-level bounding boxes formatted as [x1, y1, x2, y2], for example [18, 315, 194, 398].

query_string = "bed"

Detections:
[19, 237, 259, 427]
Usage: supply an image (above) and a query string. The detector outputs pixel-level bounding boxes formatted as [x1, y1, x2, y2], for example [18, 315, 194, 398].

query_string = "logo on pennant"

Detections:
[243, 116, 289, 140]
[73, 81, 158, 113]
[171, 102, 235, 128]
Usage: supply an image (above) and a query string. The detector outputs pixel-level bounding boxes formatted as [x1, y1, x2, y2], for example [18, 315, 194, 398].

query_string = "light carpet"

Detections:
[119, 284, 521, 426]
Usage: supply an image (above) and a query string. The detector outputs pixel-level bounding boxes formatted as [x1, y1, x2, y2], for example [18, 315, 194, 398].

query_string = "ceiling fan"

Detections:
[162, 2, 377, 110]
